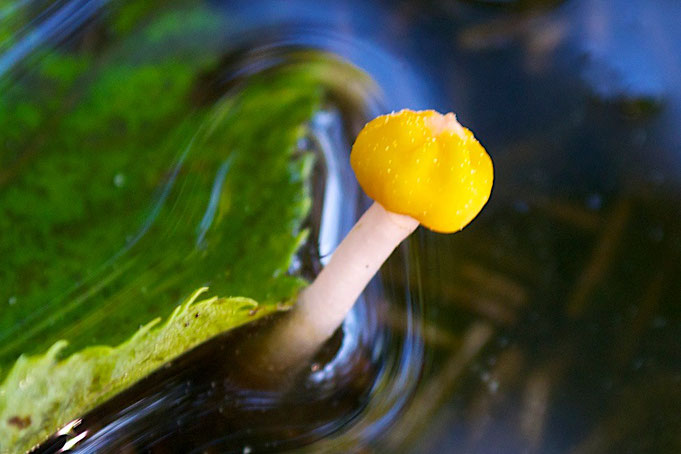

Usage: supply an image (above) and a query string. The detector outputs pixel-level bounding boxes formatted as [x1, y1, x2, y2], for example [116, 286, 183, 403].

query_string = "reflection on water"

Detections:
[2, 0, 681, 452]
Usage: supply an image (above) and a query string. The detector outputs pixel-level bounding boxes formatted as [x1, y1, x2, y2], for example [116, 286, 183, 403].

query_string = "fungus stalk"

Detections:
[258, 202, 418, 370]
[253, 109, 493, 373]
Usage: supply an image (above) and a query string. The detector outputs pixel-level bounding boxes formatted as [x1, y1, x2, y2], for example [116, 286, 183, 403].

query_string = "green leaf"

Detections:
[0, 287, 285, 451]
[0, 3, 371, 451]
[0, 72, 319, 449]
[0, 6, 321, 366]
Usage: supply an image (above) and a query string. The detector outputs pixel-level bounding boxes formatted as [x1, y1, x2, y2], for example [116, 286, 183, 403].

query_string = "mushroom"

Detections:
[252, 109, 493, 372]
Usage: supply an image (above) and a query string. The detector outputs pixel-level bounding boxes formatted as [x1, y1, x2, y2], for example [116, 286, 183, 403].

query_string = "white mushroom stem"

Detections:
[256, 202, 419, 371]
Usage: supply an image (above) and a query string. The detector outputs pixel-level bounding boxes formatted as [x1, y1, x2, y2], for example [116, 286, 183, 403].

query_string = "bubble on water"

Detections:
[488, 380, 499, 394]
[514, 200, 529, 213]
[652, 316, 667, 329]
[585, 193, 603, 211]
[113, 172, 126, 188]
[633, 358, 645, 370]
[243, 446, 252, 454]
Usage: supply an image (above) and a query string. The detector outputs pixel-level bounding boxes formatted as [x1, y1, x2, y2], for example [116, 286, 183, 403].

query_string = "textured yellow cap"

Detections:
[350, 109, 493, 233]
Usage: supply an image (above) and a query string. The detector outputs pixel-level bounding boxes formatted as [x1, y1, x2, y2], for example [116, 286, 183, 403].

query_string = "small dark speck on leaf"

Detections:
[276, 302, 292, 311]
[248, 308, 259, 316]
[8, 415, 31, 429]
[195, 312, 200, 318]
[183, 322, 189, 328]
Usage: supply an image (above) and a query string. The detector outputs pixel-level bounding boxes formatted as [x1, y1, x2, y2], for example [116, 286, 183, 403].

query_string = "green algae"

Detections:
[0, 73, 319, 447]
[0, 2, 356, 451]
[0, 4, 317, 366]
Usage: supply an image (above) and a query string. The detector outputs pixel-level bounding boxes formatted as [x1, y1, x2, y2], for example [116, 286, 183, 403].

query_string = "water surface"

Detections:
[2, 0, 681, 452]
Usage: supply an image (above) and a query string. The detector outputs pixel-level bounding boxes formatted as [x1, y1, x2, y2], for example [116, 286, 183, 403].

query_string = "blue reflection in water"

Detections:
[223, 0, 441, 112]
[196, 155, 235, 248]
[0, 0, 106, 77]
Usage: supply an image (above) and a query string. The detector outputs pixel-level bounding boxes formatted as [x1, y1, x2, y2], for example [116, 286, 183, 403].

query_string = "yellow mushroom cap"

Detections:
[350, 109, 493, 233]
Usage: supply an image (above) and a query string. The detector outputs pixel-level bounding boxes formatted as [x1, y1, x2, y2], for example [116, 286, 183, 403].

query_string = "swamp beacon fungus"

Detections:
[258, 109, 493, 371]
[351, 109, 493, 233]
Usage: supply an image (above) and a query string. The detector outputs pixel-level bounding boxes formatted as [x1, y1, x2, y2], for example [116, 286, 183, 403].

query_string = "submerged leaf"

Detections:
[0, 5, 321, 366]
[0, 2, 371, 451]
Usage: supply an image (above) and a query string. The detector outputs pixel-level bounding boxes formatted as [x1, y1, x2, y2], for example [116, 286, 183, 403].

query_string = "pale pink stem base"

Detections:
[257, 202, 419, 371]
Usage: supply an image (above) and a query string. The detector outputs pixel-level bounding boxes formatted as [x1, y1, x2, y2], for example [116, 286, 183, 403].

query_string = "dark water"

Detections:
[3, 0, 681, 452]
